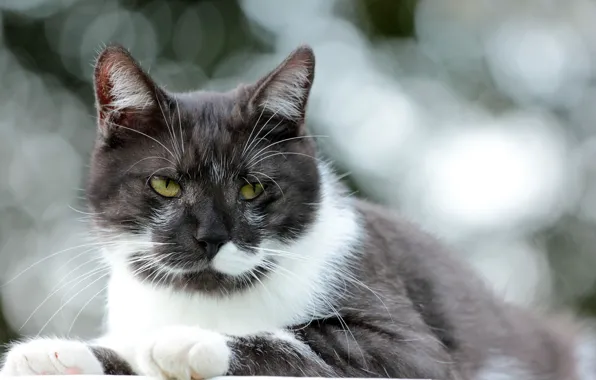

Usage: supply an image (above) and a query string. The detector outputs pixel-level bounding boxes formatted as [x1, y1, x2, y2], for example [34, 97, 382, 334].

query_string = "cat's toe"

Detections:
[136, 326, 231, 380]
[0, 339, 104, 376]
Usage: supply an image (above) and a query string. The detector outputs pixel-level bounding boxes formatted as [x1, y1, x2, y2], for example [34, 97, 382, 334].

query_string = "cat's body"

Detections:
[1, 45, 594, 380]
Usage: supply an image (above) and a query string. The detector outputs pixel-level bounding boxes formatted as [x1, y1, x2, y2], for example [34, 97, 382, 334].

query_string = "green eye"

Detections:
[239, 183, 264, 200]
[150, 176, 181, 198]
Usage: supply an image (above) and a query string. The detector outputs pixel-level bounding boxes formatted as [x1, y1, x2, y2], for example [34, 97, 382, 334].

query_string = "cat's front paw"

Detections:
[0, 339, 103, 376]
[136, 326, 231, 380]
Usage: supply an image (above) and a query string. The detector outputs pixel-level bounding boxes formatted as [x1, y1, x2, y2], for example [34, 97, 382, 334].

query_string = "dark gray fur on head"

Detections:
[88, 45, 319, 293]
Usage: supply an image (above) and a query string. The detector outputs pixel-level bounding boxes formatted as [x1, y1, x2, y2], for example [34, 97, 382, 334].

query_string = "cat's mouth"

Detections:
[127, 246, 272, 294]
[130, 242, 266, 278]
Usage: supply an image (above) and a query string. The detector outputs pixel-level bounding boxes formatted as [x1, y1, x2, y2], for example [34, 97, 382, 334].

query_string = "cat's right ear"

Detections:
[93, 45, 162, 136]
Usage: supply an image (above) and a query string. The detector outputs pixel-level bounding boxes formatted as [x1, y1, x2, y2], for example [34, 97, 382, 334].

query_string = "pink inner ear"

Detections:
[95, 60, 116, 122]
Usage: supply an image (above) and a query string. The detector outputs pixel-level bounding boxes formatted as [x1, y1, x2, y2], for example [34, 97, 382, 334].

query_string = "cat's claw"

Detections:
[0, 338, 103, 376]
[136, 326, 231, 380]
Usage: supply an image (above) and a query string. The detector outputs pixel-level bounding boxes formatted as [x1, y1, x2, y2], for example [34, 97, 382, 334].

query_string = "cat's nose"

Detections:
[194, 234, 229, 260]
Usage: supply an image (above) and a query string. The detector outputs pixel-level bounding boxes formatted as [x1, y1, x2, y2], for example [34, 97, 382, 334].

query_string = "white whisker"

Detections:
[67, 284, 108, 337]
[242, 107, 281, 160]
[38, 270, 111, 335]
[246, 135, 327, 166]
[21, 266, 108, 332]
[109, 121, 178, 164]
[241, 96, 269, 157]
[250, 151, 320, 167]
[175, 97, 185, 155]
[156, 92, 182, 163]
[125, 156, 177, 173]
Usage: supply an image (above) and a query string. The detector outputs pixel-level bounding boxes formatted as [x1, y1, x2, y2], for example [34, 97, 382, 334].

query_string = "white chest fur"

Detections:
[105, 268, 299, 335]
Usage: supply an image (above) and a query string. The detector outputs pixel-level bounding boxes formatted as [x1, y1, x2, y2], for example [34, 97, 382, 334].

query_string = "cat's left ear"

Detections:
[93, 44, 163, 135]
[248, 45, 315, 127]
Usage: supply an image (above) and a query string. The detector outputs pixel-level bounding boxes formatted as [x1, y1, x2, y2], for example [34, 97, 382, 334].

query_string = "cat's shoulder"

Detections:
[352, 198, 438, 245]
[351, 198, 470, 274]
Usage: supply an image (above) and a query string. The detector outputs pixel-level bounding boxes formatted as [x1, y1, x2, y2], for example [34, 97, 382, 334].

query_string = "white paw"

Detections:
[136, 326, 231, 380]
[0, 338, 103, 376]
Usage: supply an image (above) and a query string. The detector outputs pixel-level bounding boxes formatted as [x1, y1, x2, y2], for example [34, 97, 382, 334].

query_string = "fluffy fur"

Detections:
[2, 44, 596, 380]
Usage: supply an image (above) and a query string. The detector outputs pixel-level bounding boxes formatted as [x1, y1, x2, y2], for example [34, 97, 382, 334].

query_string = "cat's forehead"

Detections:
[172, 90, 252, 176]
[174, 91, 243, 141]
[176, 91, 243, 127]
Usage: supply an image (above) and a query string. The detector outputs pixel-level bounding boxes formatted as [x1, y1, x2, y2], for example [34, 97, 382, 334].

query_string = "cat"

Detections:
[0, 43, 594, 380]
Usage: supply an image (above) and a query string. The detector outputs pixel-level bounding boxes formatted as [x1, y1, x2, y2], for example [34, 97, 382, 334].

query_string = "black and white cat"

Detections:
[1, 44, 595, 380]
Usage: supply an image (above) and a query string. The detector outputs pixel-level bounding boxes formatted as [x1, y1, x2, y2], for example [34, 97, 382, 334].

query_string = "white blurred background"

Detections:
[1, 0, 596, 344]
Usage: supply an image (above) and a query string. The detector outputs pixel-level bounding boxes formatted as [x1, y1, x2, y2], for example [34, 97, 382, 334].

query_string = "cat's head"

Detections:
[87, 45, 321, 294]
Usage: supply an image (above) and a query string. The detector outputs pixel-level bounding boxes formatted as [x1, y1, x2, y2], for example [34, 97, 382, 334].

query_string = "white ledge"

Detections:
[0, 377, 429, 380]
